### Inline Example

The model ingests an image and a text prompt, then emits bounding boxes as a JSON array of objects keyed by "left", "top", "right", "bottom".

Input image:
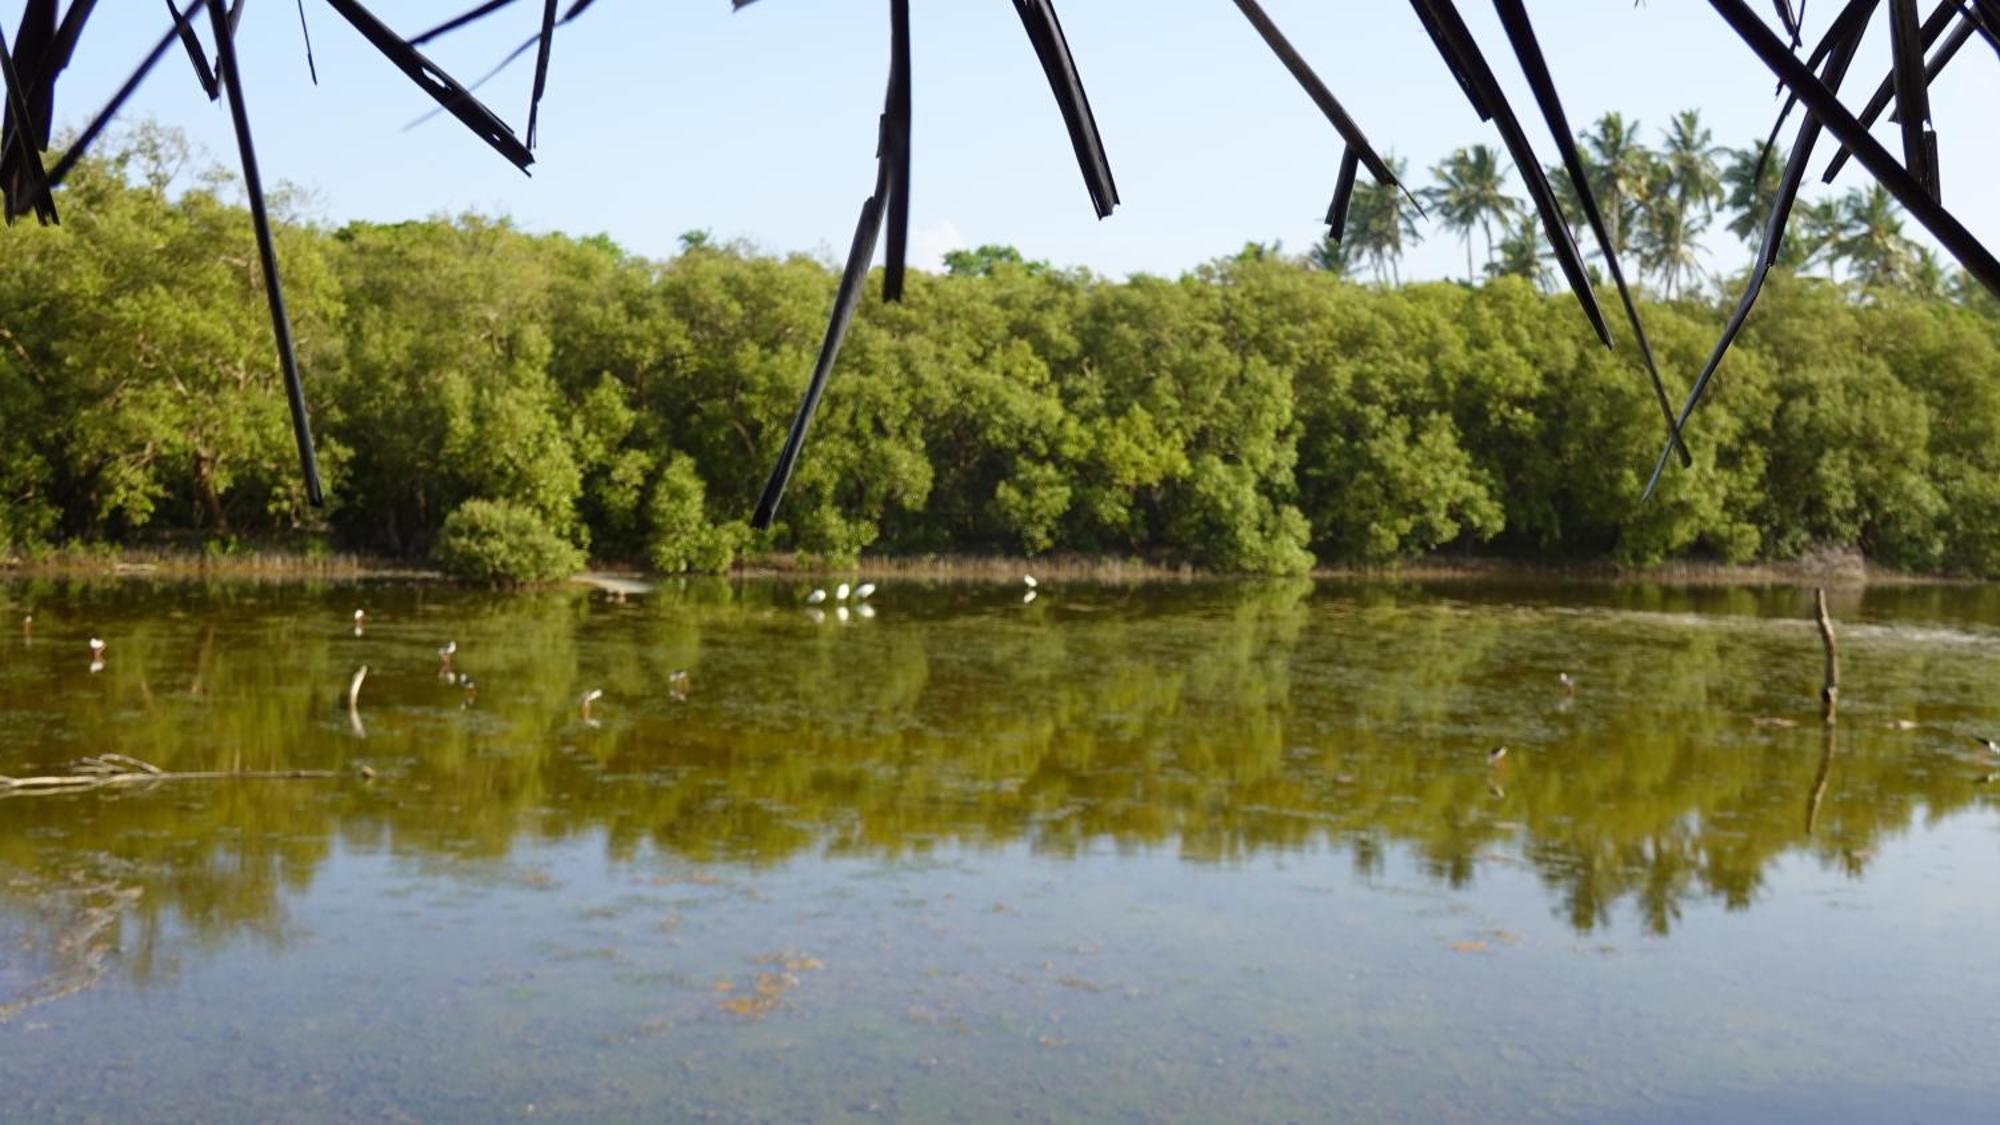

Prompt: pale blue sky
[{"left": 31, "top": 1, "right": 2000, "bottom": 281}]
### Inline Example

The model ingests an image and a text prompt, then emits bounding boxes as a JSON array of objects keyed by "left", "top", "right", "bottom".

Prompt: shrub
[
  {"left": 432, "top": 498, "right": 584, "bottom": 585},
  {"left": 645, "top": 454, "right": 745, "bottom": 573}
]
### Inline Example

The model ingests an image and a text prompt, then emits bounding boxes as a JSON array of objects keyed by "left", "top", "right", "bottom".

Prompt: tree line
[
  {"left": 1316, "top": 109, "right": 1960, "bottom": 299},
  {"left": 1, "top": 126, "right": 1998, "bottom": 578}
]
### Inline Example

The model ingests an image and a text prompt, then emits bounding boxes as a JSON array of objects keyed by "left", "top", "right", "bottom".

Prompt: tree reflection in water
[{"left": 3, "top": 575, "right": 1998, "bottom": 1006}]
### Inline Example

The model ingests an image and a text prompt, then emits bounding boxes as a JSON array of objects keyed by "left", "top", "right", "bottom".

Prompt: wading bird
[
  {"left": 353, "top": 609, "right": 366, "bottom": 636},
  {"left": 836, "top": 582, "right": 851, "bottom": 601},
  {"left": 580, "top": 688, "right": 604, "bottom": 724},
  {"left": 806, "top": 588, "right": 827, "bottom": 605},
  {"left": 438, "top": 641, "right": 456, "bottom": 677},
  {"left": 1978, "top": 737, "right": 1999, "bottom": 756},
  {"left": 1023, "top": 575, "right": 1038, "bottom": 589},
  {"left": 21, "top": 614, "right": 31, "bottom": 640},
  {"left": 1487, "top": 745, "right": 1509, "bottom": 765},
  {"left": 855, "top": 583, "right": 876, "bottom": 600},
  {"left": 669, "top": 670, "right": 691, "bottom": 702},
  {"left": 1559, "top": 672, "right": 1575, "bottom": 696}
]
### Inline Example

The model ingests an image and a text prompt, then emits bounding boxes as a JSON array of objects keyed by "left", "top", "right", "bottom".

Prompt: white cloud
[{"left": 907, "top": 220, "right": 966, "bottom": 272}]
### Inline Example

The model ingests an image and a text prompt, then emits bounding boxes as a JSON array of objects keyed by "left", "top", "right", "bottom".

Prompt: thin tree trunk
[{"left": 194, "top": 452, "right": 228, "bottom": 534}]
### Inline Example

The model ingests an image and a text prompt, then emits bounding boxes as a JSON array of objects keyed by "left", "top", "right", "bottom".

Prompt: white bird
[
  {"left": 438, "top": 641, "right": 456, "bottom": 677},
  {"left": 1978, "top": 737, "right": 2000, "bottom": 756},
  {"left": 855, "top": 583, "right": 876, "bottom": 600},
  {"left": 668, "top": 670, "right": 691, "bottom": 702},
  {"left": 346, "top": 666, "right": 369, "bottom": 711},
  {"left": 1023, "top": 574, "right": 1038, "bottom": 589},
  {"left": 88, "top": 637, "right": 106, "bottom": 657},
  {"left": 1558, "top": 672, "right": 1575, "bottom": 696},
  {"left": 580, "top": 688, "right": 604, "bottom": 723},
  {"left": 806, "top": 588, "right": 828, "bottom": 605},
  {"left": 1487, "top": 745, "right": 1509, "bottom": 765},
  {"left": 353, "top": 609, "right": 366, "bottom": 636},
  {"left": 836, "top": 582, "right": 851, "bottom": 601}
]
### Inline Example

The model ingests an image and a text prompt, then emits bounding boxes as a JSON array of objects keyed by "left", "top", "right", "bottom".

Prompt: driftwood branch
[
  {"left": 0, "top": 755, "right": 367, "bottom": 795},
  {"left": 1814, "top": 586, "right": 1839, "bottom": 722}
]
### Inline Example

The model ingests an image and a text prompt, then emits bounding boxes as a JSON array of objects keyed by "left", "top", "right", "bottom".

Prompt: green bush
[
  {"left": 644, "top": 454, "right": 745, "bottom": 573},
  {"left": 432, "top": 498, "right": 584, "bottom": 585}
]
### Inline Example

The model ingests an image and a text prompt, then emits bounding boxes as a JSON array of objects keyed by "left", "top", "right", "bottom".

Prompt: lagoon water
[{"left": 3, "top": 577, "right": 1999, "bottom": 1121}]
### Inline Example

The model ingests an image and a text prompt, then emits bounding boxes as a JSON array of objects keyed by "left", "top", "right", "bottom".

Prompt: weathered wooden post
[{"left": 1814, "top": 587, "right": 1839, "bottom": 722}]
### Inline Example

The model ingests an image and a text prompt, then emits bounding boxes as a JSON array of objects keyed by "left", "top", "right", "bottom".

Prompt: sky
[{"left": 25, "top": 1, "right": 2000, "bottom": 283}]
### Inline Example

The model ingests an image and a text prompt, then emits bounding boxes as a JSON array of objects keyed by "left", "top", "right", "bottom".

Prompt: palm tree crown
[{"left": 1425, "top": 145, "right": 1520, "bottom": 284}]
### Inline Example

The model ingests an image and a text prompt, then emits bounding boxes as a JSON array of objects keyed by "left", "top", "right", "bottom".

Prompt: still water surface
[{"left": 2, "top": 577, "right": 1998, "bottom": 1121}]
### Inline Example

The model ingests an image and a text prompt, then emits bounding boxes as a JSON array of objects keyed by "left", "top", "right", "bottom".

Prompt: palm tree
[
  {"left": 1627, "top": 111, "right": 1720, "bottom": 297},
  {"left": 1720, "top": 142, "right": 1783, "bottom": 248},
  {"left": 1308, "top": 231, "right": 1362, "bottom": 277},
  {"left": 1787, "top": 197, "right": 1843, "bottom": 273},
  {"left": 1636, "top": 193, "right": 1705, "bottom": 298},
  {"left": 1426, "top": 145, "right": 1520, "bottom": 283},
  {"left": 1488, "top": 216, "right": 1551, "bottom": 288},
  {"left": 1657, "top": 110, "right": 1724, "bottom": 219},
  {"left": 1313, "top": 155, "right": 1424, "bottom": 285},
  {"left": 1354, "top": 156, "right": 1424, "bottom": 284},
  {"left": 1829, "top": 184, "right": 1921, "bottom": 288},
  {"left": 1579, "top": 113, "right": 1653, "bottom": 265}
]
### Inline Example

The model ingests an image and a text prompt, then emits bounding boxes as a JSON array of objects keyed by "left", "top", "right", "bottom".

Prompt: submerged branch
[{"left": 1, "top": 756, "right": 369, "bottom": 795}]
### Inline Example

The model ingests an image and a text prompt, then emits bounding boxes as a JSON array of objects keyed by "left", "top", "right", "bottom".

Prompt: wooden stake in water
[{"left": 1814, "top": 587, "right": 1839, "bottom": 722}]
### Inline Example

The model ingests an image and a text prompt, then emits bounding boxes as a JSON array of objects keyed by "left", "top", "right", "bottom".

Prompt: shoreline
[{"left": 0, "top": 546, "right": 1972, "bottom": 587}]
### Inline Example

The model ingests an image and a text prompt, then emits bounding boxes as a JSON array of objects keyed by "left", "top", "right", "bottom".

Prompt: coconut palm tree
[
  {"left": 1426, "top": 145, "right": 1520, "bottom": 284},
  {"left": 1354, "top": 156, "right": 1424, "bottom": 284},
  {"left": 1579, "top": 113, "right": 1654, "bottom": 265},
  {"left": 1488, "top": 216, "right": 1551, "bottom": 288},
  {"left": 1720, "top": 141, "right": 1783, "bottom": 249},
  {"left": 1636, "top": 194, "right": 1705, "bottom": 297},
  {"left": 1657, "top": 110, "right": 1724, "bottom": 220},
  {"left": 1313, "top": 155, "right": 1424, "bottom": 284},
  {"left": 1626, "top": 111, "right": 1720, "bottom": 297},
  {"left": 1307, "top": 231, "right": 1362, "bottom": 277},
  {"left": 1829, "top": 184, "right": 1921, "bottom": 288}
]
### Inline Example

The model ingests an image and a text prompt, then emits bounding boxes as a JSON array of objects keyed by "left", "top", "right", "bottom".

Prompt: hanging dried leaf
[
  {"left": 204, "top": 0, "right": 323, "bottom": 506},
  {"left": 1012, "top": 0, "right": 1117, "bottom": 218},
  {"left": 321, "top": 0, "right": 534, "bottom": 172},
  {"left": 1491, "top": 0, "right": 1688, "bottom": 467},
  {"left": 1408, "top": 0, "right": 1611, "bottom": 348}
]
